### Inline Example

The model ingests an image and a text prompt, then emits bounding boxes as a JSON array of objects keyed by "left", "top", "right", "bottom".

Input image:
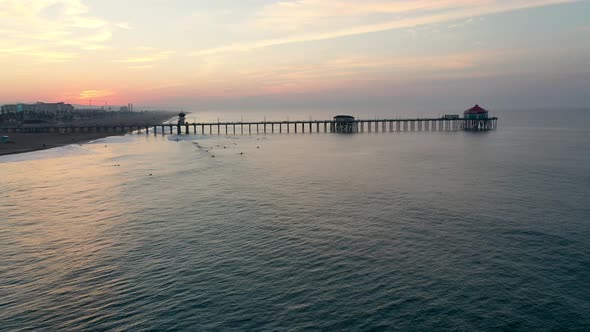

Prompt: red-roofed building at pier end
[
  {"left": 464, "top": 104, "right": 489, "bottom": 120},
  {"left": 463, "top": 104, "right": 495, "bottom": 130}
]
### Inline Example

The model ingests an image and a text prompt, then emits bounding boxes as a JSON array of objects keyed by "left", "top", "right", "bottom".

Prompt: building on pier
[
  {"left": 464, "top": 104, "right": 491, "bottom": 131},
  {"left": 464, "top": 105, "right": 488, "bottom": 120},
  {"left": 332, "top": 115, "right": 357, "bottom": 133}
]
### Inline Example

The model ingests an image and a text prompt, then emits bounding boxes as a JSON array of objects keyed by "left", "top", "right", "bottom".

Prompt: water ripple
[{"left": 1, "top": 120, "right": 590, "bottom": 330}]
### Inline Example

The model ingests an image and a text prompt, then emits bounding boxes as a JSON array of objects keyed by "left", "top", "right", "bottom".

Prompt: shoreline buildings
[
  {"left": 1, "top": 102, "right": 75, "bottom": 115},
  {"left": 1, "top": 102, "right": 76, "bottom": 125},
  {"left": 0, "top": 102, "right": 139, "bottom": 126}
]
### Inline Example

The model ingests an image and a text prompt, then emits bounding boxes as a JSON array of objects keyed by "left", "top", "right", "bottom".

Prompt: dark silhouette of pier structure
[{"left": 1, "top": 116, "right": 498, "bottom": 135}]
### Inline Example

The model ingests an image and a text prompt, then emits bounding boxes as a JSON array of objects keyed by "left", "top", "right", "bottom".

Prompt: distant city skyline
[{"left": 1, "top": 0, "right": 589, "bottom": 110}]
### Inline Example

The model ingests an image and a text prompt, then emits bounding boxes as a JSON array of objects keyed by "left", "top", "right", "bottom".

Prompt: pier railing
[{"left": 0, "top": 117, "right": 498, "bottom": 135}]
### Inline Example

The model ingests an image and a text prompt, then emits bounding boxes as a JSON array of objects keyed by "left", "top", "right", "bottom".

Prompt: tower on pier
[{"left": 178, "top": 112, "right": 186, "bottom": 125}]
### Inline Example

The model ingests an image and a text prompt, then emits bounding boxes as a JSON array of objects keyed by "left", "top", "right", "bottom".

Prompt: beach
[
  {"left": 0, "top": 111, "right": 175, "bottom": 155},
  {"left": 0, "top": 132, "right": 119, "bottom": 156}
]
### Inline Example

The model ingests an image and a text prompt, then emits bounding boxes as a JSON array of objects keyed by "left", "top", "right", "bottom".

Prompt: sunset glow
[{"left": 0, "top": 0, "right": 588, "bottom": 109}]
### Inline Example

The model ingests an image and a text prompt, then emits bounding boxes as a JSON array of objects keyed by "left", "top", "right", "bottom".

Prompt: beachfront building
[
  {"left": 1, "top": 102, "right": 74, "bottom": 116},
  {"left": 7, "top": 102, "right": 74, "bottom": 113},
  {"left": 1, "top": 102, "right": 76, "bottom": 125}
]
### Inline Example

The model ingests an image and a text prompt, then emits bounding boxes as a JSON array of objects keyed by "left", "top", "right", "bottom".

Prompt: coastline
[
  {"left": 1, "top": 111, "right": 176, "bottom": 156},
  {"left": 0, "top": 132, "right": 123, "bottom": 156}
]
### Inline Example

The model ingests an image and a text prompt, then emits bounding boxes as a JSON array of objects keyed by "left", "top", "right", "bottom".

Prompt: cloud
[
  {"left": 0, "top": 0, "right": 127, "bottom": 60},
  {"left": 189, "top": 49, "right": 519, "bottom": 98},
  {"left": 191, "top": 0, "right": 577, "bottom": 56},
  {"left": 448, "top": 17, "right": 477, "bottom": 29},
  {"left": 114, "top": 50, "right": 175, "bottom": 64},
  {"left": 128, "top": 65, "right": 155, "bottom": 70},
  {"left": 146, "top": 80, "right": 186, "bottom": 91},
  {"left": 0, "top": 43, "right": 78, "bottom": 62},
  {"left": 79, "top": 89, "right": 115, "bottom": 99},
  {"left": 115, "top": 22, "right": 132, "bottom": 30}
]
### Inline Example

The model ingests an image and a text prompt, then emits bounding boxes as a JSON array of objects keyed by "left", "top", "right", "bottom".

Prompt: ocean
[{"left": 1, "top": 109, "right": 589, "bottom": 331}]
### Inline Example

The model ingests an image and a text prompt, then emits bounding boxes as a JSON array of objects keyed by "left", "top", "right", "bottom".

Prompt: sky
[{"left": 0, "top": 0, "right": 589, "bottom": 111}]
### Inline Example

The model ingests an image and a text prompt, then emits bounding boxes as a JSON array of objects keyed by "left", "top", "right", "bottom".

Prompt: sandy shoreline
[
  {"left": 0, "top": 132, "right": 121, "bottom": 156},
  {"left": 0, "top": 111, "right": 175, "bottom": 156}
]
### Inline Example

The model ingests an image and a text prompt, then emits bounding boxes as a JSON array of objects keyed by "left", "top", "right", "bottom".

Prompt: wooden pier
[{"left": 0, "top": 117, "right": 498, "bottom": 135}]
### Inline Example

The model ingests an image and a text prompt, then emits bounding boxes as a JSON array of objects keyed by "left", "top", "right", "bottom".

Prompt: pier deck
[{"left": 1, "top": 117, "right": 498, "bottom": 135}]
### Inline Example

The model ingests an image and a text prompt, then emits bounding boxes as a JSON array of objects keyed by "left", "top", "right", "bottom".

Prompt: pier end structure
[
  {"left": 464, "top": 105, "right": 493, "bottom": 131},
  {"left": 332, "top": 115, "right": 358, "bottom": 133}
]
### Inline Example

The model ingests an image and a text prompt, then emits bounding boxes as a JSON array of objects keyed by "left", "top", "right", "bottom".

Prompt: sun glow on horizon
[{"left": 0, "top": 0, "right": 588, "bottom": 108}]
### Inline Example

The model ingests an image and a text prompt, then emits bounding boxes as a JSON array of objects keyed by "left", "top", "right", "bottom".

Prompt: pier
[{"left": 0, "top": 117, "right": 498, "bottom": 135}]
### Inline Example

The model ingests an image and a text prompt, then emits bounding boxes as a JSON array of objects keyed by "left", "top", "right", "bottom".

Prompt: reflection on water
[{"left": 1, "top": 109, "right": 590, "bottom": 330}]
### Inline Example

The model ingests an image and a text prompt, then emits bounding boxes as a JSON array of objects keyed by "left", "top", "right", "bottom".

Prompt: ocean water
[{"left": 1, "top": 109, "right": 589, "bottom": 331}]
